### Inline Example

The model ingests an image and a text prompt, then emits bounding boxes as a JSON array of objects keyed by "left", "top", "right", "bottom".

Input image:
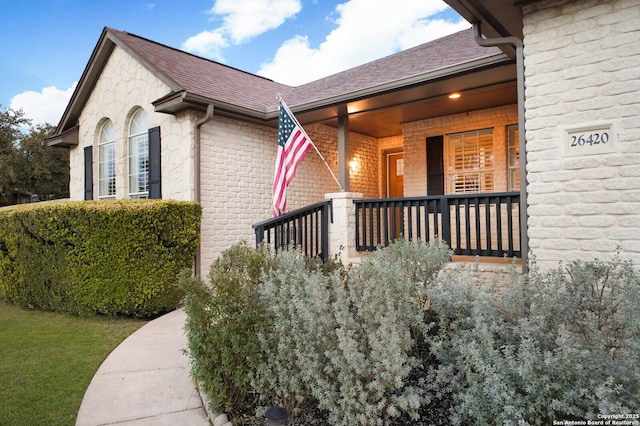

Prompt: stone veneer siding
[
  {"left": 523, "top": 0, "right": 640, "bottom": 268},
  {"left": 402, "top": 105, "right": 518, "bottom": 197},
  {"left": 70, "top": 46, "right": 195, "bottom": 201}
]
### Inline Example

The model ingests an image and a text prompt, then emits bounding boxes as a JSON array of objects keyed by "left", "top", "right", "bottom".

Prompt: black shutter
[
  {"left": 148, "top": 126, "right": 162, "bottom": 199},
  {"left": 426, "top": 136, "right": 444, "bottom": 196},
  {"left": 84, "top": 146, "right": 93, "bottom": 200}
]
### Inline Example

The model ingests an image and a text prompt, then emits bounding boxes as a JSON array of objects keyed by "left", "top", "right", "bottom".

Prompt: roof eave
[
  {"left": 443, "top": 0, "right": 524, "bottom": 55},
  {"left": 46, "top": 125, "right": 79, "bottom": 148},
  {"left": 153, "top": 91, "right": 273, "bottom": 124},
  {"left": 288, "top": 52, "right": 512, "bottom": 116}
]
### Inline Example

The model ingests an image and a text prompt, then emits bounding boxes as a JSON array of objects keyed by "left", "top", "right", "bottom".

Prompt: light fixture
[
  {"left": 349, "top": 157, "right": 359, "bottom": 173},
  {"left": 448, "top": 92, "right": 461, "bottom": 99},
  {"left": 265, "top": 406, "right": 289, "bottom": 426}
]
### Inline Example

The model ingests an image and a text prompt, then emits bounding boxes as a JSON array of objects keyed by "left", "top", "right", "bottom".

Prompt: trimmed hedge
[{"left": 0, "top": 199, "right": 201, "bottom": 317}]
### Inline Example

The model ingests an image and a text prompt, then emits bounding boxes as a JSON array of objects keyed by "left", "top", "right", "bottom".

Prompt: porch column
[
  {"left": 325, "top": 191, "right": 362, "bottom": 263},
  {"left": 337, "top": 105, "right": 350, "bottom": 192}
]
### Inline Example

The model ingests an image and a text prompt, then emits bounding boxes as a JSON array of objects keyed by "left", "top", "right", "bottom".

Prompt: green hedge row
[{"left": 0, "top": 199, "right": 201, "bottom": 318}]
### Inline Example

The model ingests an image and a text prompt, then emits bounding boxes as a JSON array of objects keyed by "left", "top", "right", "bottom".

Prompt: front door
[
  {"left": 387, "top": 152, "right": 404, "bottom": 198},
  {"left": 387, "top": 152, "right": 404, "bottom": 238}
]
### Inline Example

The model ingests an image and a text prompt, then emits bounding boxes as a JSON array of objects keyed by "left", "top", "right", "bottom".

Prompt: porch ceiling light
[{"left": 448, "top": 92, "right": 462, "bottom": 99}]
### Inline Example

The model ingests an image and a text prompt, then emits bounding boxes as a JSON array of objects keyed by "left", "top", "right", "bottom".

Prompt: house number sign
[{"left": 562, "top": 122, "right": 616, "bottom": 157}]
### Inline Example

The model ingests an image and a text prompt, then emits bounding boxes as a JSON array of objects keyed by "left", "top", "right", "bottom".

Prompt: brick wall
[
  {"left": 523, "top": 0, "right": 640, "bottom": 268},
  {"left": 402, "top": 105, "right": 518, "bottom": 197},
  {"left": 198, "top": 118, "right": 378, "bottom": 274}
]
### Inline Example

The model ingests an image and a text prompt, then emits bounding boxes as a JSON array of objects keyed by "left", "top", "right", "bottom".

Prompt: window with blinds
[
  {"left": 507, "top": 124, "right": 520, "bottom": 191},
  {"left": 447, "top": 128, "right": 495, "bottom": 193},
  {"left": 98, "top": 119, "right": 116, "bottom": 199},
  {"left": 128, "top": 108, "right": 149, "bottom": 199}
]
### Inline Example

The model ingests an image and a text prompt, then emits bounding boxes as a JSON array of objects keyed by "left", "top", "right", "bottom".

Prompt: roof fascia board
[{"left": 153, "top": 91, "right": 273, "bottom": 123}]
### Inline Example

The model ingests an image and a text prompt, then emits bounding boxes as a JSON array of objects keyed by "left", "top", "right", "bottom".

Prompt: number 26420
[{"left": 570, "top": 132, "right": 609, "bottom": 147}]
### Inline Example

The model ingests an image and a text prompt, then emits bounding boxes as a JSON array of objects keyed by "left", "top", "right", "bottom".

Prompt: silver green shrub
[
  {"left": 425, "top": 254, "right": 640, "bottom": 425},
  {"left": 253, "top": 239, "right": 451, "bottom": 425}
]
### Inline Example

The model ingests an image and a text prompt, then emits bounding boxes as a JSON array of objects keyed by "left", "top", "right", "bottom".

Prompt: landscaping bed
[{"left": 182, "top": 241, "right": 640, "bottom": 425}]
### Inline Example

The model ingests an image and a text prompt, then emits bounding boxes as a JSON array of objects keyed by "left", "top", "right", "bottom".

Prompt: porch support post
[
  {"left": 337, "top": 105, "right": 350, "bottom": 192},
  {"left": 325, "top": 191, "right": 362, "bottom": 263}
]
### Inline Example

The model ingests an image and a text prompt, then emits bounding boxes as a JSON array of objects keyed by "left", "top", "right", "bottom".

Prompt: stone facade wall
[
  {"left": 523, "top": 0, "right": 640, "bottom": 268},
  {"left": 402, "top": 105, "right": 518, "bottom": 197},
  {"left": 70, "top": 46, "right": 195, "bottom": 201}
]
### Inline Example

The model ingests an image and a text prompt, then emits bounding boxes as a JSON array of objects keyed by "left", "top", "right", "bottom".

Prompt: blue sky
[{"left": 1, "top": 0, "right": 468, "bottom": 126}]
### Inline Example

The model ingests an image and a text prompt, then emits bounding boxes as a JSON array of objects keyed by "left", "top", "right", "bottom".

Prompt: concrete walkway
[{"left": 76, "top": 308, "right": 210, "bottom": 426}]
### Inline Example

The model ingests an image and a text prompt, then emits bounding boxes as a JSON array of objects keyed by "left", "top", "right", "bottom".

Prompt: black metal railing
[
  {"left": 252, "top": 200, "right": 332, "bottom": 261},
  {"left": 354, "top": 192, "right": 521, "bottom": 258}
]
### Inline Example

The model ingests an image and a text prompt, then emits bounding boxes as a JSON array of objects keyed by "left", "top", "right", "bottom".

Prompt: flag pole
[{"left": 277, "top": 95, "right": 344, "bottom": 192}]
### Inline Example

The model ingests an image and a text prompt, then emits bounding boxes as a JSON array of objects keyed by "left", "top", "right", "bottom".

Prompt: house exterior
[{"left": 49, "top": 1, "right": 638, "bottom": 275}]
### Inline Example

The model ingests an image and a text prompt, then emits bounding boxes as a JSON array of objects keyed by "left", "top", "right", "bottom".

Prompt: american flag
[{"left": 272, "top": 99, "right": 312, "bottom": 217}]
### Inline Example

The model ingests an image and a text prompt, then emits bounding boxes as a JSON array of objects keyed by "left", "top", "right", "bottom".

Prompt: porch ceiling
[{"left": 295, "top": 62, "right": 517, "bottom": 139}]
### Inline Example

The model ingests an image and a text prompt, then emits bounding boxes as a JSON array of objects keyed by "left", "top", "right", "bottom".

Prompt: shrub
[
  {"left": 425, "top": 254, "right": 640, "bottom": 425},
  {"left": 253, "top": 239, "right": 451, "bottom": 425},
  {"left": 0, "top": 200, "right": 201, "bottom": 317},
  {"left": 180, "top": 242, "right": 274, "bottom": 416}
]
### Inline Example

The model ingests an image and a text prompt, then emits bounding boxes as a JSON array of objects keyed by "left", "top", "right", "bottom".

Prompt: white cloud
[
  {"left": 10, "top": 83, "right": 77, "bottom": 126},
  {"left": 258, "top": 0, "right": 469, "bottom": 85},
  {"left": 182, "top": 0, "right": 301, "bottom": 59},
  {"left": 213, "top": 0, "right": 301, "bottom": 44},
  {"left": 182, "top": 29, "right": 228, "bottom": 60}
]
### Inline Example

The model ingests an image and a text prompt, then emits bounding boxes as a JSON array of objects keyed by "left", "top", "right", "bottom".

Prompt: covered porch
[{"left": 254, "top": 27, "right": 526, "bottom": 269}]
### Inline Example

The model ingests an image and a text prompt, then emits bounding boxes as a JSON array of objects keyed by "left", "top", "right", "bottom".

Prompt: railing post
[
  {"left": 440, "top": 196, "right": 451, "bottom": 246},
  {"left": 321, "top": 202, "right": 329, "bottom": 262},
  {"left": 325, "top": 192, "right": 363, "bottom": 263},
  {"left": 255, "top": 224, "right": 264, "bottom": 247}
]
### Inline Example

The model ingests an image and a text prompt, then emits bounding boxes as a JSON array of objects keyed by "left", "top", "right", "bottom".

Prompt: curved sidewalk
[{"left": 76, "top": 308, "right": 209, "bottom": 426}]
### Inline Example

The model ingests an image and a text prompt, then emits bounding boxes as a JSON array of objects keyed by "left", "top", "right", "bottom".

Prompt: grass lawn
[{"left": 0, "top": 301, "right": 145, "bottom": 425}]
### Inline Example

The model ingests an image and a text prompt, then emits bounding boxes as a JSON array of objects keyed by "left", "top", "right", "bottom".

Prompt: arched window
[
  {"left": 128, "top": 109, "right": 149, "bottom": 198},
  {"left": 98, "top": 119, "right": 116, "bottom": 198}
]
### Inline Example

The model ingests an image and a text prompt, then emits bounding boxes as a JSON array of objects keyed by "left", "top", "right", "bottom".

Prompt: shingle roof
[
  {"left": 107, "top": 28, "right": 292, "bottom": 114},
  {"left": 107, "top": 26, "right": 501, "bottom": 113},
  {"left": 287, "top": 29, "right": 500, "bottom": 107},
  {"left": 51, "top": 25, "right": 506, "bottom": 139}
]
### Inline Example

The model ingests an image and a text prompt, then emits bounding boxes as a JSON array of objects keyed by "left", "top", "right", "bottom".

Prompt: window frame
[
  {"left": 446, "top": 128, "right": 495, "bottom": 194},
  {"left": 507, "top": 124, "right": 520, "bottom": 192},
  {"left": 98, "top": 119, "right": 116, "bottom": 199},
  {"left": 128, "top": 109, "right": 149, "bottom": 199}
]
